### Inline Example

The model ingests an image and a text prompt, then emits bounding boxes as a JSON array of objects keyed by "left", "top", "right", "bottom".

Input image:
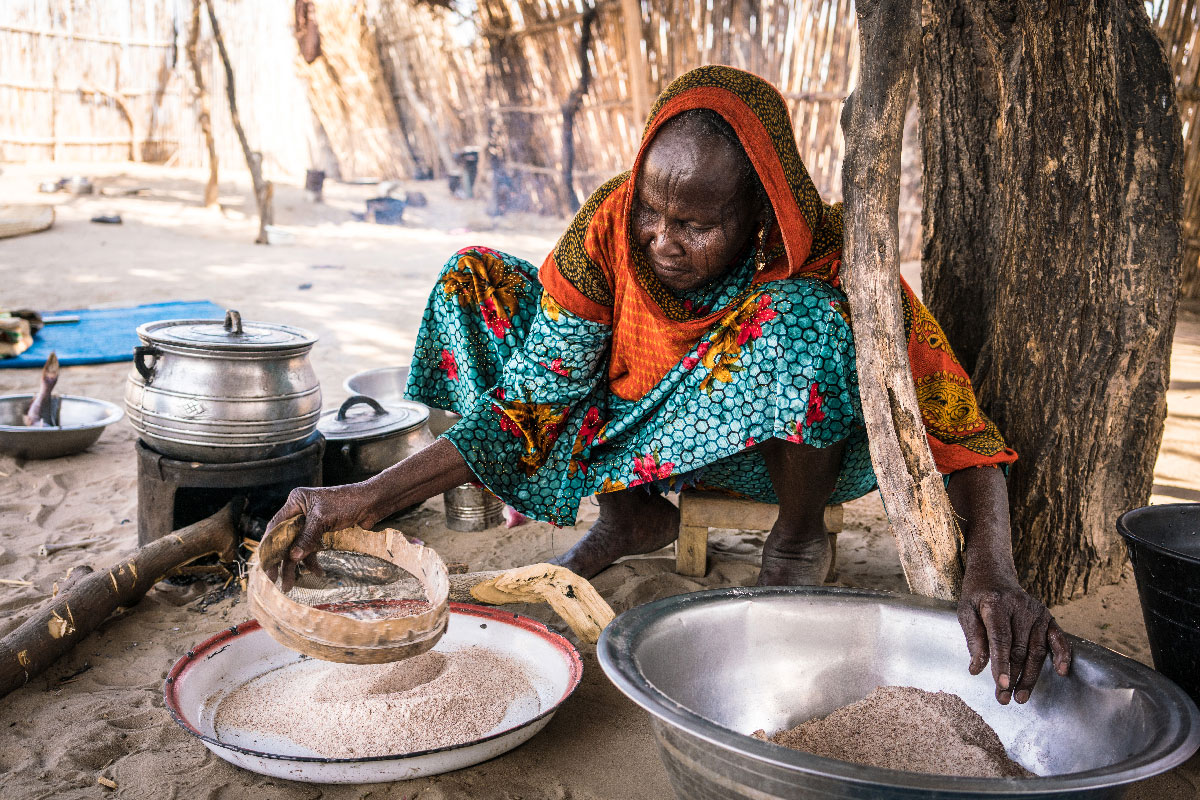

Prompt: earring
[{"left": 754, "top": 223, "right": 770, "bottom": 271}]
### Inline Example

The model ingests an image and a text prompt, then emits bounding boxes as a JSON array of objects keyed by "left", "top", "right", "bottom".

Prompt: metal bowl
[
  {"left": 344, "top": 366, "right": 458, "bottom": 436},
  {"left": 344, "top": 366, "right": 411, "bottom": 405},
  {"left": 598, "top": 587, "right": 1200, "bottom": 800},
  {"left": 0, "top": 394, "right": 124, "bottom": 459}
]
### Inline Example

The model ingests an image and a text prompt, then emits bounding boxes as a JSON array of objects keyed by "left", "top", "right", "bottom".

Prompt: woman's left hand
[{"left": 957, "top": 559, "right": 1073, "bottom": 705}]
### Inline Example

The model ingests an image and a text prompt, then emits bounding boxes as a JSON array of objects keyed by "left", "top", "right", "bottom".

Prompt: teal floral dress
[{"left": 405, "top": 246, "right": 876, "bottom": 526}]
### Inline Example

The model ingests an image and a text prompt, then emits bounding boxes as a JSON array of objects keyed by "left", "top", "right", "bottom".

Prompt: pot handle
[
  {"left": 133, "top": 345, "right": 161, "bottom": 383},
  {"left": 224, "top": 309, "right": 243, "bottom": 335},
  {"left": 337, "top": 395, "right": 387, "bottom": 421}
]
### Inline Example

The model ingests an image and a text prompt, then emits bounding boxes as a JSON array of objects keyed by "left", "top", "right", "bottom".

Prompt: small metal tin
[{"left": 444, "top": 483, "right": 505, "bottom": 531}]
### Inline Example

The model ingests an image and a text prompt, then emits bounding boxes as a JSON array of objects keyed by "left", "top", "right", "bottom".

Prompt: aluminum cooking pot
[
  {"left": 317, "top": 395, "right": 434, "bottom": 486},
  {"left": 125, "top": 309, "right": 321, "bottom": 463}
]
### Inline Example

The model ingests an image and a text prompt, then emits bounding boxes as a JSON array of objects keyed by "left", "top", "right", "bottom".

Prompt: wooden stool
[{"left": 676, "top": 490, "right": 844, "bottom": 580}]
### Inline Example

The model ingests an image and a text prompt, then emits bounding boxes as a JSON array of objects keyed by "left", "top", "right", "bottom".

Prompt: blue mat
[{"left": 0, "top": 301, "right": 226, "bottom": 368}]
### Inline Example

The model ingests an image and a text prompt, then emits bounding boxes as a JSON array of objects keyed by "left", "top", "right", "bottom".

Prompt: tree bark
[
  {"left": 186, "top": 0, "right": 219, "bottom": 208},
  {"left": 842, "top": 0, "right": 962, "bottom": 600},
  {"left": 0, "top": 504, "right": 239, "bottom": 700},
  {"left": 919, "top": 1, "right": 1183, "bottom": 603}
]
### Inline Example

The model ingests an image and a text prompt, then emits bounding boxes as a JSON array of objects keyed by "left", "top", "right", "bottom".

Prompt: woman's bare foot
[
  {"left": 550, "top": 489, "right": 680, "bottom": 578},
  {"left": 756, "top": 526, "right": 832, "bottom": 586}
]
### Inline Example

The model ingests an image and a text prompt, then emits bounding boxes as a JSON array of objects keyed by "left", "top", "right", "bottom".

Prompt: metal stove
[{"left": 135, "top": 435, "right": 324, "bottom": 546}]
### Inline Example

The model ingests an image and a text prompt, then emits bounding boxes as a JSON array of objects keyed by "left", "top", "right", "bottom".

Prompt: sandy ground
[{"left": 0, "top": 162, "right": 1197, "bottom": 799}]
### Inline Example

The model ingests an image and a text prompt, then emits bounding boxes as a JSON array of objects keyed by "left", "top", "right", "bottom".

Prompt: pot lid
[
  {"left": 318, "top": 395, "right": 430, "bottom": 440},
  {"left": 137, "top": 310, "right": 317, "bottom": 351}
]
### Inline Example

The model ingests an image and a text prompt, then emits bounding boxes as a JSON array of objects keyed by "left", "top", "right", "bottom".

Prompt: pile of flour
[
  {"left": 753, "top": 685, "right": 1033, "bottom": 778},
  {"left": 216, "top": 645, "right": 535, "bottom": 758}
]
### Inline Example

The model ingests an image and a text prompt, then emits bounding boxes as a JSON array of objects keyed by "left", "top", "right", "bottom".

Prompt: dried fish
[{"left": 23, "top": 352, "right": 60, "bottom": 427}]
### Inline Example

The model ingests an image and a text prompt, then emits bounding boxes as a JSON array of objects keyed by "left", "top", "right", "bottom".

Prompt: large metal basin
[{"left": 598, "top": 587, "right": 1200, "bottom": 799}]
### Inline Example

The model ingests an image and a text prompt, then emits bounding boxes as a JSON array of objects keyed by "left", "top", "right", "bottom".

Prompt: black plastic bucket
[{"left": 1117, "top": 503, "right": 1200, "bottom": 703}]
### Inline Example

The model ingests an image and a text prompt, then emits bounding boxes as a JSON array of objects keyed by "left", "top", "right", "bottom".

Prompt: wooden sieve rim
[{"left": 248, "top": 518, "right": 450, "bottom": 662}]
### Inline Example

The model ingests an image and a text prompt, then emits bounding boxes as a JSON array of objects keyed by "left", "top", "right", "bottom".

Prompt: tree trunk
[
  {"left": 918, "top": 1, "right": 1183, "bottom": 603},
  {"left": 186, "top": 0, "right": 219, "bottom": 208},
  {"left": 205, "top": 0, "right": 273, "bottom": 243},
  {"left": 843, "top": 0, "right": 963, "bottom": 600}
]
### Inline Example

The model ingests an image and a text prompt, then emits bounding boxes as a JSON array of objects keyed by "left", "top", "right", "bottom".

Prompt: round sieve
[{"left": 248, "top": 518, "right": 450, "bottom": 664}]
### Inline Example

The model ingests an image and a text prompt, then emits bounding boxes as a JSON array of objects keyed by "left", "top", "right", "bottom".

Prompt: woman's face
[{"left": 633, "top": 123, "right": 761, "bottom": 294}]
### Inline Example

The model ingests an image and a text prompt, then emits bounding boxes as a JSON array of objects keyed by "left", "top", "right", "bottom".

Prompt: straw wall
[
  {"left": 0, "top": 0, "right": 314, "bottom": 175},
  {"left": 1151, "top": 0, "right": 1200, "bottom": 299},
  {"left": 372, "top": 0, "right": 488, "bottom": 179},
  {"left": 476, "top": 0, "right": 864, "bottom": 214},
  {"left": 468, "top": 0, "right": 935, "bottom": 256}
]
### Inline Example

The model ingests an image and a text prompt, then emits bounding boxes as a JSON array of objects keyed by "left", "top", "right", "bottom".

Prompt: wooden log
[
  {"left": 452, "top": 564, "right": 614, "bottom": 644},
  {"left": 0, "top": 503, "right": 240, "bottom": 700},
  {"left": 186, "top": 0, "right": 219, "bottom": 208},
  {"left": 840, "top": 0, "right": 962, "bottom": 600},
  {"left": 205, "top": 0, "right": 273, "bottom": 242}
]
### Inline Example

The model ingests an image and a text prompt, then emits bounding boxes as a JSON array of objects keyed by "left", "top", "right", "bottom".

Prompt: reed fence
[
  {"left": 4, "top": 0, "right": 1198, "bottom": 288},
  {"left": 475, "top": 0, "right": 872, "bottom": 219},
  {"left": 0, "top": 0, "right": 314, "bottom": 176},
  {"left": 1151, "top": 0, "right": 1200, "bottom": 298}
]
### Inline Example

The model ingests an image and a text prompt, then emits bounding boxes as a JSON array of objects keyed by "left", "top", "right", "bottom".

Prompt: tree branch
[{"left": 841, "top": 0, "right": 962, "bottom": 599}]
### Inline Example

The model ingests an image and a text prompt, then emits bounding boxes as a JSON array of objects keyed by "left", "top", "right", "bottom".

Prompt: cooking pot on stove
[
  {"left": 125, "top": 309, "right": 321, "bottom": 463},
  {"left": 317, "top": 395, "right": 434, "bottom": 486}
]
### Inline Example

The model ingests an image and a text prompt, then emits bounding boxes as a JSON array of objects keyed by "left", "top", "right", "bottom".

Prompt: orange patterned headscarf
[{"left": 539, "top": 65, "right": 1016, "bottom": 471}]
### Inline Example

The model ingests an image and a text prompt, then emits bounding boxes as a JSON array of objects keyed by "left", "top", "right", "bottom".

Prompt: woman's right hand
[{"left": 263, "top": 482, "right": 383, "bottom": 592}]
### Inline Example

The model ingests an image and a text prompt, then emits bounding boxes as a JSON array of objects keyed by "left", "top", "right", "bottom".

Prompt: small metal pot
[{"left": 317, "top": 395, "right": 434, "bottom": 486}]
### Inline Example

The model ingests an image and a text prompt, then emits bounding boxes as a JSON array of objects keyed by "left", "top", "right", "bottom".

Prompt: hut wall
[
  {"left": 1, "top": 0, "right": 338, "bottom": 177},
  {"left": 1151, "top": 0, "right": 1200, "bottom": 299},
  {"left": 371, "top": 0, "right": 488, "bottom": 180},
  {"left": 473, "top": 0, "right": 892, "bottom": 237}
]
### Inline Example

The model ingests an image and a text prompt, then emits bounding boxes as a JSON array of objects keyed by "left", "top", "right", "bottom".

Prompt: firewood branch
[
  {"left": 0, "top": 503, "right": 240, "bottom": 700},
  {"left": 841, "top": 0, "right": 962, "bottom": 599}
]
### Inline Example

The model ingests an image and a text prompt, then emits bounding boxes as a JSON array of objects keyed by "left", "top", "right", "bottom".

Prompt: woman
[{"left": 266, "top": 65, "right": 1070, "bottom": 704}]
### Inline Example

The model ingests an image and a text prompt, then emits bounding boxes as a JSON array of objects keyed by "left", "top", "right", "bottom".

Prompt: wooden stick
[
  {"left": 0, "top": 503, "right": 240, "bottom": 700},
  {"left": 840, "top": 0, "right": 962, "bottom": 599},
  {"left": 205, "top": 0, "right": 273, "bottom": 241},
  {"left": 38, "top": 537, "right": 103, "bottom": 557},
  {"left": 79, "top": 85, "right": 141, "bottom": 162},
  {"left": 458, "top": 563, "right": 615, "bottom": 645},
  {"left": 186, "top": 0, "right": 219, "bottom": 208},
  {"left": 620, "top": 0, "right": 650, "bottom": 124},
  {"left": 561, "top": 5, "right": 598, "bottom": 213}
]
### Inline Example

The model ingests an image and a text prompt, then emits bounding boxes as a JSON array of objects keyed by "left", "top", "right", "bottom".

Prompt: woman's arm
[
  {"left": 264, "top": 438, "right": 475, "bottom": 591},
  {"left": 264, "top": 291, "right": 613, "bottom": 589},
  {"left": 948, "top": 466, "right": 1072, "bottom": 703}
]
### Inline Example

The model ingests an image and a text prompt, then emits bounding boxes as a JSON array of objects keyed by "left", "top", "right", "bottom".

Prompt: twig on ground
[{"left": 39, "top": 538, "right": 104, "bottom": 557}]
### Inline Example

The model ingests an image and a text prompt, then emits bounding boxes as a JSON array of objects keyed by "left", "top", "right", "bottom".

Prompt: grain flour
[
  {"left": 752, "top": 685, "right": 1033, "bottom": 778},
  {"left": 216, "top": 645, "right": 535, "bottom": 758}
]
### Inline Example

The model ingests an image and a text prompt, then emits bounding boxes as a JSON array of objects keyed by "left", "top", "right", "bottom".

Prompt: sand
[
  {"left": 754, "top": 686, "right": 1033, "bottom": 778},
  {"left": 0, "top": 161, "right": 1197, "bottom": 799}
]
